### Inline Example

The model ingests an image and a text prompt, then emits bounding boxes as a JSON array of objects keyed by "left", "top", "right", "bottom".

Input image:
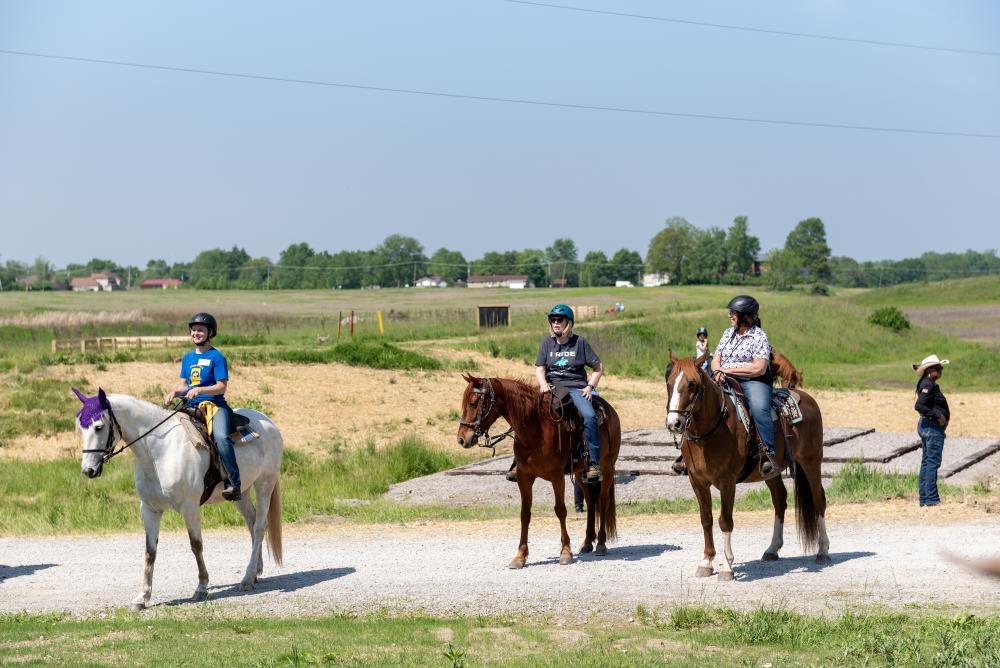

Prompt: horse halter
[
  {"left": 82, "top": 404, "right": 184, "bottom": 463},
  {"left": 81, "top": 407, "right": 125, "bottom": 463},
  {"left": 460, "top": 378, "right": 514, "bottom": 454},
  {"left": 668, "top": 373, "right": 728, "bottom": 442}
]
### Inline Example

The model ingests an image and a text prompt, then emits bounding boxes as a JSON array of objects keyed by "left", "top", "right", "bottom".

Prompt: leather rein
[
  {"left": 82, "top": 404, "right": 185, "bottom": 464},
  {"left": 460, "top": 378, "right": 515, "bottom": 455}
]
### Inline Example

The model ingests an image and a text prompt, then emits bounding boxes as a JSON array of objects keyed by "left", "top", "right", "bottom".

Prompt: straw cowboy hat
[{"left": 912, "top": 354, "right": 949, "bottom": 374}]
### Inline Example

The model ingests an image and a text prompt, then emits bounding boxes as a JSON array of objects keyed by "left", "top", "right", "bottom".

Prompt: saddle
[
  {"left": 178, "top": 404, "right": 258, "bottom": 505},
  {"left": 719, "top": 379, "right": 798, "bottom": 483},
  {"left": 547, "top": 386, "right": 609, "bottom": 474}
]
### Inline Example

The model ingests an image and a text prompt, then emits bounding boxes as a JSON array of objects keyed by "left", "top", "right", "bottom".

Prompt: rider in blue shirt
[{"left": 163, "top": 312, "right": 241, "bottom": 500}]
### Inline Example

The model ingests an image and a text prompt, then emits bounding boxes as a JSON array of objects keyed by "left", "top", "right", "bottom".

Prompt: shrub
[
  {"left": 810, "top": 283, "right": 830, "bottom": 296},
  {"left": 868, "top": 306, "right": 910, "bottom": 331}
]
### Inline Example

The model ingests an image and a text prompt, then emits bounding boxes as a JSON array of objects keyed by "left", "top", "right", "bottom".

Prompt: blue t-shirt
[{"left": 180, "top": 347, "right": 230, "bottom": 406}]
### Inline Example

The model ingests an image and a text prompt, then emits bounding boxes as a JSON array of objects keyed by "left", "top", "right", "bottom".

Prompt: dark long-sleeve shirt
[{"left": 915, "top": 376, "right": 950, "bottom": 425}]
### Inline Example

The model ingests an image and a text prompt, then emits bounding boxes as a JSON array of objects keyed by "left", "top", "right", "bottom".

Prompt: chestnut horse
[
  {"left": 456, "top": 375, "right": 621, "bottom": 568},
  {"left": 665, "top": 352, "right": 829, "bottom": 580}
]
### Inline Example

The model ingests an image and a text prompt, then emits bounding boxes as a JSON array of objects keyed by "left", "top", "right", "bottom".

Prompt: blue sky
[{"left": 1, "top": 0, "right": 998, "bottom": 267}]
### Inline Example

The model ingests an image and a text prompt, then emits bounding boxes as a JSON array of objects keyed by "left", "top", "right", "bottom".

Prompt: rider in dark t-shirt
[{"left": 535, "top": 304, "right": 605, "bottom": 482}]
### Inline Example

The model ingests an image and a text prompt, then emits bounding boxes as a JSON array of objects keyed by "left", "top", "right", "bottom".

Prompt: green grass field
[
  {"left": 2, "top": 606, "right": 997, "bottom": 666},
  {"left": 3, "top": 278, "right": 998, "bottom": 389}
]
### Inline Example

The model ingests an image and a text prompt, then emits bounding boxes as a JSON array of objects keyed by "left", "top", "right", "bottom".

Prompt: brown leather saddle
[
  {"left": 180, "top": 405, "right": 255, "bottom": 504},
  {"left": 547, "top": 386, "right": 610, "bottom": 474},
  {"left": 719, "top": 378, "right": 796, "bottom": 483}
]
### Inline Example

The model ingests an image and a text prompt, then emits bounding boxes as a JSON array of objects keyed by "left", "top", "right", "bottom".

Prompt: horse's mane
[{"left": 494, "top": 377, "right": 543, "bottom": 427}]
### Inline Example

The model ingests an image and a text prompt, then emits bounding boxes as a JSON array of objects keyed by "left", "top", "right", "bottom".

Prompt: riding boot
[
  {"left": 759, "top": 444, "right": 780, "bottom": 480},
  {"left": 584, "top": 461, "right": 601, "bottom": 483}
]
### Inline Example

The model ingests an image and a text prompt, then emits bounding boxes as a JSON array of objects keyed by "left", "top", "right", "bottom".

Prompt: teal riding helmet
[{"left": 547, "top": 304, "right": 574, "bottom": 322}]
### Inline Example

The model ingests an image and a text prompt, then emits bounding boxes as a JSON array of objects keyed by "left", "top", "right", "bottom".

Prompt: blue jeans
[
  {"left": 568, "top": 388, "right": 601, "bottom": 465},
  {"left": 212, "top": 405, "right": 241, "bottom": 490},
  {"left": 917, "top": 418, "right": 945, "bottom": 506},
  {"left": 738, "top": 379, "right": 774, "bottom": 455}
]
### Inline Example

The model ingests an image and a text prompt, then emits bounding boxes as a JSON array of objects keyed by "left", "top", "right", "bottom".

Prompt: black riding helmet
[
  {"left": 188, "top": 312, "right": 218, "bottom": 339},
  {"left": 696, "top": 326, "right": 708, "bottom": 336},
  {"left": 726, "top": 295, "right": 759, "bottom": 318}
]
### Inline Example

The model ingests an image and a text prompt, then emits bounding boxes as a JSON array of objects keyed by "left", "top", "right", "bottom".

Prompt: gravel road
[{"left": 3, "top": 510, "right": 999, "bottom": 619}]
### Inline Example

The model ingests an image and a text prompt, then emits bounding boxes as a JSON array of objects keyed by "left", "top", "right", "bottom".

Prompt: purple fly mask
[{"left": 73, "top": 387, "right": 111, "bottom": 429}]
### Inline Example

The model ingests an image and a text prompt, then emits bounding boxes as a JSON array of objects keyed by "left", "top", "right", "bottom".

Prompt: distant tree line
[{"left": 3, "top": 216, "right": 999, "bottom": 291}]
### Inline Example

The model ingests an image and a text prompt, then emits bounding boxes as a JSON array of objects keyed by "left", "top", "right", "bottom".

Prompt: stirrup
[{"left": 584, "top": 463, "right": 601, "bottom": 483}]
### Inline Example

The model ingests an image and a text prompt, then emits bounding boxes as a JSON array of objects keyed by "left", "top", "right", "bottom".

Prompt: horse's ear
[
  {"left": 461, "top": 372, "right": 474, "bottom": 383},
  {"left": 695, "top": 352, "right": 708, "bottom": 367},
  {"left": 71, "top": 387, "right": 87, "bottom": 404},
  {"left": 668, "top": 348, "right": 677, "bottom": 363},
  {"left": 97, "top": 388, "right": 110, "bottom": 409}
]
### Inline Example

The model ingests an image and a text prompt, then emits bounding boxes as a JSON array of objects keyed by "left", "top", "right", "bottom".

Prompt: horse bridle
[
  {"left": 460, "top": 378, "right": 514, "bottom": 455},
  {"left": 667, "top": 373, "right": 729, "bottom": 443},
  {"left": 82, "top": 404, "right": 184, "bottom": 464}
]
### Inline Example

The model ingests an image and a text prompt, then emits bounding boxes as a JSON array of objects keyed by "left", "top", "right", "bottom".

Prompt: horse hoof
[
  {"left": 718, "top": 570, "right": 735, "bottom": 582},
  {"left": 595, "top": 544, "right": 608, "bottom": 556},
  {"left": 508, "top": 559, "right": 526, "bottom": 570},
  {"left": 192, "top": 590, "right": 208, "bottom": 602},
  {"left": 762, "top": 552, "right": 779, "bottom": 561},
  {"left": 815, "top": 554, "right": 832, "bottom": 564},
  {"left": 559, "top": 553, "right": 574, "bottom": 566},
  {"left": 578, "top": 544, "right": 594, "bottom": 555},
  {"left": 241, "top": 579, "right": 256, "bottom": 591},
  {"left": 695, "top": 566, "right": 713, "bottom": 578}
]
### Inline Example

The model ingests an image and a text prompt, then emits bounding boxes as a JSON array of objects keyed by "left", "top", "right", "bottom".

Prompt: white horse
[{"left": 74, "top": 388, "right": 284, "bottom": 610}]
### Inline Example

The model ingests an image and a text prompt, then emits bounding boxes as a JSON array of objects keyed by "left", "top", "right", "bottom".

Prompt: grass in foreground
[{"left": 0, "top": 606, "right": 997, "bottom": 667}]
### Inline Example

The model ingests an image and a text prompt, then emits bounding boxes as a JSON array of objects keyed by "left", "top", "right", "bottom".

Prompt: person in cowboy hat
[
  {"left": 163, "top": 312, "right": 242, "bottom": 501},
  {"left": 710, "top": 295, "right": 780, "bottom": 479},
  {"left": 913, "top": 354, "right": 950, "bottom": 507}
]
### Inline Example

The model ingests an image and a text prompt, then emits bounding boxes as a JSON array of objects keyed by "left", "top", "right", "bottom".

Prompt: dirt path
[{"left": 2, "top": 507, "right": 998, "bottom": 618}]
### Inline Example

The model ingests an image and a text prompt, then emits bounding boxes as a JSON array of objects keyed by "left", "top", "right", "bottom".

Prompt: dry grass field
[{"left": 6, "top": 345, "right": 999, "bottom": 461}]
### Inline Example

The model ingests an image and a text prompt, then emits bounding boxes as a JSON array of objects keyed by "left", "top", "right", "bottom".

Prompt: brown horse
[
  {"left": 456, "top": 375, "right": 621, "bottom": 568},
  {"left": 665, "top": 351, "right": 829, "bottom": 580},
  {"left": 771, "top": 349, "right": 804, "bottom": 389}
]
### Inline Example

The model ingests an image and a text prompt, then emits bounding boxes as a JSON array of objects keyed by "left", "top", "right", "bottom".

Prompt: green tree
[
  {"left": 236, "top": 257, "right": 271, "bottom": 289},
  {"left": 610, "top": 249, "right": 643, "bottom": 285},
  {"left": 143, "top": 259, "right": 171, "bottom": 280},
  {"left": 376, "top": 234, "right": 426, "bottom": 287},
  {"left": 687, "top": 227, "right": 727, "bottom": 284},
  {"left": 646, "top": 217, "right": 696, "bottom": 284},
  {"left": 428, "top": 248, "right": 467, "bottom": 284},
  {"left": 723, "top": 216, "right": 761, "bottom": 279},
  {"left": 785, "top": 217, "right": 831, "bottom": 282},
  {"left": 829, "top": 256, "right": 863, "bottom": 287},
  {"left": 274, "top": 242, "right": 315, "bottom": 289},
  {"left": 518, "top": 249, "right": 548, "bottom": 287},
  {"left": 581, "top": 250, "right": 615, "bottom": 287},
  {"left": 188, "top": 246, "right": 251, "bottom": 289},
  {"left": 763, "top": 248, "right": 798, "bottom": 290},
  {"left": 546, "top": 238, "right": 579, "bottom": 287}
]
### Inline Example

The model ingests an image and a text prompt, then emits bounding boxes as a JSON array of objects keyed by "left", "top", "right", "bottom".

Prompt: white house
[
  {"left": 615, "top": 280, "right": 634, "bottom": 288},
  {"left": 70, "top": 272, "right": 124, "bottom": 292},
  {"left": 414, "top": 275, "right": 448, "bottom": 288},
  {"left": 467, "top": 274, "right": 532, "bottom": 289},
  {"left": 642, "top": 272, "right": 670, "bottom": 287}
]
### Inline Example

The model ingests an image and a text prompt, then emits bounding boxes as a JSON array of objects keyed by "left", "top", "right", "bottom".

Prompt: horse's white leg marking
[
  {"left": 235, "top": 496, "right": 261, "bottom": 575},
  {"left": 242, "top": 479, "right": 274, "bottom": 590},
  {"left": 765, "top": 517, "right": 784, "bottom": 557},
  {"left": 818, "top": 516, "right": 830, "bottom": 558},
  {"left": 719, "top": 531, "right": 735, "bottom": 576},
  {"left": 180, "top": 503, "right": 209, "bottom": 600},
  {"left": 132, "top": 501, "right": 162, "bottom": 610},
  {"left": 666, "top": 372, "right": 684, "bottom": 430}
]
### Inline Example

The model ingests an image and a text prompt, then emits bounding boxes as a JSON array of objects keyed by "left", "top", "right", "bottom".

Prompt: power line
[
  {"left": 501, "top": 0, "right": 1000, "bottom": 58},
  {"left": 2, "top": 48, "right": 998, "bottom": 139}
]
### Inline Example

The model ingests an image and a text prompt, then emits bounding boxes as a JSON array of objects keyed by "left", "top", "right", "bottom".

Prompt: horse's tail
[
  {"left": 793, "top": 461, "right": 819, "bottom": 552},
  {"left": 601, "top": 479, "right": 617, "bottom": 542},
  {"left": 266, "top": 478, "right": 284, "bottom": 567}
]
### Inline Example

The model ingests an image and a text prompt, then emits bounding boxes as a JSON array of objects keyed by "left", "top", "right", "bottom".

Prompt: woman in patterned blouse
[{"left": 709, "top": 295, "right": 780, "bottom": 479}]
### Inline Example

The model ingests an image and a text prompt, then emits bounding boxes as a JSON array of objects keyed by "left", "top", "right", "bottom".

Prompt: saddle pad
[
  {"left": 771, "top": 388, "right": 804, "bottom": 424},
  {"left": 725, "top": 389, "right": 753, "bottom": 434}
]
